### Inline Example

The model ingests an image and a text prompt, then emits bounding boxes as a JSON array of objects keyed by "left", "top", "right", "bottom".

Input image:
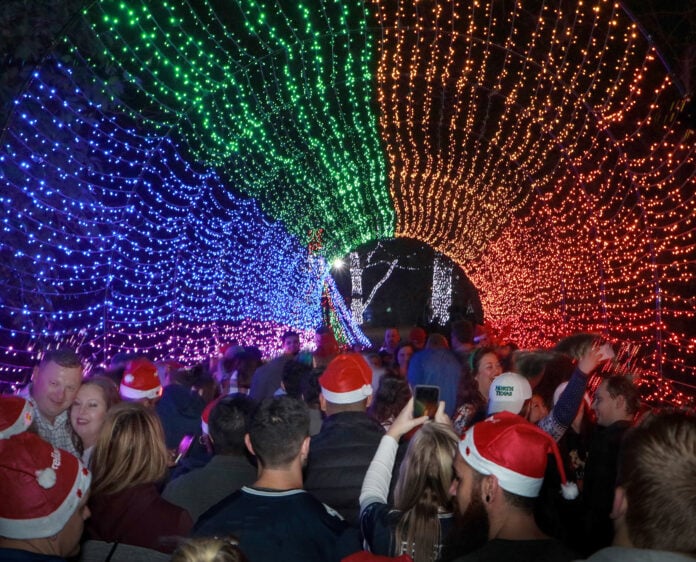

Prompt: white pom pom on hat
[
  {"left": 0, "top": 432, "right": 91, "bottom": 539},
  {"left": 36, "top": 468, "right": 57, "bottom": 489}
]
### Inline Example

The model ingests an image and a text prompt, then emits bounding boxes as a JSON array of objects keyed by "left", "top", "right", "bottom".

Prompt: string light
[
  {"left": 373, "top": 0, "right": 695, "bottom": 389},
  {"left": 431, "top": 252, "right": 453, "bottom": 326},
  {"left": 0, "top": 0, "right": 693, "bottom": 405}
]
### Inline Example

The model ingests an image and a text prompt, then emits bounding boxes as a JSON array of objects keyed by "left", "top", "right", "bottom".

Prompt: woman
[
  {"left": 393, "top": 342, "right": 415, "bottom": 379},
  {"left": 367, "top": 375, "right": 412, "bottom": 431},
  {"left": 469, "top": 346, "right": 503, "bottom": 400},
  {"left": 360, "top": 399, "right": 461, "bottom": 562},
  {"left": 87, "top": 402, "right": 193, "bottom": 553},
  {"left": 452, "top": 347, "right": 502, "bottom": 433},
  {"left": 70, "top": 376, "right": 120, "bottom": 465}
]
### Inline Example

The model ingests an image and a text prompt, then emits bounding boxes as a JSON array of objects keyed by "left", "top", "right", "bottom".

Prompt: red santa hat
[
  {"left": 408, "top": 327, "right": 427, "bottom": 348},
  {"left": 342, "top": 552, "right": 413, "bottom": 561},
  {"left": 0, "top": 396, "right": 35, "bottom": 440},
  {"left": 319, "top": 354, "right": 373, "bottom": 404},
  {"left": 0, "top": 432, "right": 91, "bottom": 539},
  {"left": 120, "top": 358, "right": 163, "bottom": 401},
  {"left": 459, "top": 411, "right": 578, "bottom": 500},
  {"left": 201, "top": 397, "right": 222, "bottom": 435}
]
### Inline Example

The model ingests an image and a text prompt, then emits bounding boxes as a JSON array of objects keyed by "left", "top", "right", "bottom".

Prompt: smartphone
[{"left": 413, "top": 385, "right": 439, "bottom": 419}]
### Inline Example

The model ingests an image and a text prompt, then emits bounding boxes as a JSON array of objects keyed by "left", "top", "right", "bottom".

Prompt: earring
[{"left": 485, "top": 494, "right": 490, "bottom": 503}]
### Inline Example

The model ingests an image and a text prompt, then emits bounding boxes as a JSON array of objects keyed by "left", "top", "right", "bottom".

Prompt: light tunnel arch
[
  {"left": 371, "top": 0, "right": 693, "bottom": 393},
  {"left": 0, "top": 0, "right": 693, "bottom": 402}
]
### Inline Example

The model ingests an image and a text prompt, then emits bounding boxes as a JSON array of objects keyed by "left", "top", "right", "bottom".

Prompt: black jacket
[
  {"left": 581, "top": 420, "right": 633, "bottom": 555},
  {"left": 304, "top": 411, "right": 384, "bottom": 525}
]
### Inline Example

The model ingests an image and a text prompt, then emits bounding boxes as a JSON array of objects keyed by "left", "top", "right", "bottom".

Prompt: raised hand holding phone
[
  {"left": 413, "top": 384, "right": 440, "bottom": 419},
  {"left": 386, "top": 397, "right": 429, "bottom": 441}
]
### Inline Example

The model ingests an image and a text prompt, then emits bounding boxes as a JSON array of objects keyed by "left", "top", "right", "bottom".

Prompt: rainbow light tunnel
[{"left": 1, "top": 0, "right": 694, "bottom": 398}]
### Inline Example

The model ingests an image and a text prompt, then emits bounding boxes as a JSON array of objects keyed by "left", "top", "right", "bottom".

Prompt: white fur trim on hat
[
  {"left": 459, "top": 427, "right": 543, "bottom": 498},
  {"left": 119, "top": 382, "right": 162, "bottom": 401},
  {"left": 321, "top": 384, "right": 373, "bottom": 404}
]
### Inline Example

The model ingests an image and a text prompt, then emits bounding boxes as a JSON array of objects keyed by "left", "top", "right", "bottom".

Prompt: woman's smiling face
[
  {"left": 71, "top": 383, "right": 108, "bottom": 449},
  {"left": 475, "top": 352, "right": 503, "bottom": 398}
]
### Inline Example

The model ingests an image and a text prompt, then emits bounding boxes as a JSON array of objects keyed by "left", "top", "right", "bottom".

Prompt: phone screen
[{"left": 413, "top": 385, "right": 439, "bottom": 419}]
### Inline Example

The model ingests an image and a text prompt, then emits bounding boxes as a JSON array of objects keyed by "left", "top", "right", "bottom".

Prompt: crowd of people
[{"left": 0, "top": 322, "right": 694, "bottom": 562}]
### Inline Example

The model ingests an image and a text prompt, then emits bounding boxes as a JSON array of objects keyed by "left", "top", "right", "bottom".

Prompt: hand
[
  {"left": 578, "top": 340, "right": 612, "bottom": 375},
  {"left": 387, "top": 397, "right": 429, "bottom": 441},
  {"left": 433, "top": 401, "right": 452, "bottom": 426}
]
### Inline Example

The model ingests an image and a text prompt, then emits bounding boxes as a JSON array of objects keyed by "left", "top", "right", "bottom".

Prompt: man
[
  {"left": 304, "top": 353, "right": 385, "bottom": 525},
  {"left": 380, "top": 327, "right": 401, "bottom": 355},
  {"left": 450, "top": 412, "right": 578, "bottom": 561},
  {"left": 27, "top": 348, "right": 83, "bottom": 455},
  {"left": 408, "top": 326, "right": 427, "bottom": 351},
  {"left": 156, "top": 365, "right": 207, "bottom": 451},
  {"left": 582, "top": 376, "right": 640, "bottom": 555},
  {"left": 0, "top": 432, "right": 92, "bottom": 561},
  {"left": 162, "top": 394, "right": 256, "bottom": 522},
  {"left": 487, "top": 344, "right": 604, "bottom": 442},
  {"left": 249, "top": 330, "right": 301, "bottom": 401},
  {"left": 119, "top": 357, "right": 163, "bottom": 408},
  {"left": 578, "top": 412, "right": 696, "bottom": 561},
  {"left": 193, "top": 396, "right": 361, "bottom": 561},
  {"left": 486, "top": 371, "right": 533, "bottom": 416},
  {"left": 313, "top": 325, "right": 339, "bottom": 369},
  {"left": 407, "top": 333, "right": 462, "bottom": 417}
]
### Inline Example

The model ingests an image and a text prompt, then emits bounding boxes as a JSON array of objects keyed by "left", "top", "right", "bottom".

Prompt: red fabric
[
  {"left": 87, "top": 483, "right": 193, "bottom": 554},
  {"left": 470, "top": 411, "right": 553, "bottom": 478},
  {"left": 0, "top": 396, "right": 34, "bottom": 438},
  {"left": 319, "top": 354, "right": 372, "bottom": 393},
  {"left": 0, "top": 432, "right": 89, "bottom": 537},
  {"left": 123, "top": 358, "right": 160, "bottom": 392},
  {"left": 343, "top": 551, "right": 413, "bottom": 562}
]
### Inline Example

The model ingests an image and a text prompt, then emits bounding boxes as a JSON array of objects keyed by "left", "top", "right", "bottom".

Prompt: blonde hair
[
  {"left": 171, "top": 538, "right": 246, "bottom": 562},
  {"left": 393, "top": 422, "right": 459, "bottom": 562},
  {"left": 90, "top": 402, "right": 169, "bottom": 496}
]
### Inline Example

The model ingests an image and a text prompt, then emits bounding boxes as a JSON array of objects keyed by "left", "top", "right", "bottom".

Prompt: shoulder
[
  {"left": 360, "top": 503, "right": 401, "bottom": 556},
  {"left": 314, "top": 412, "right": 383, "bottom": 435},
  {"left": 361, "top": 502, "right": 399, "bottom": 529},
  {"left": 0, "top": 548, "right": 66, "bottom": 561},
  {"left": 456, "top": 539, "right": 577, "bottom": 562},
  {"left": 192, "top": 488, "right": 247, "bottom": 534},
  {"left": 163, "top": 464, "right": 208, "bottom": 494},
  {"left": 151, "top": 490, "right": 194, "bottom": 527},
  {"left": 575, "top": 547, "right": 696, "bottom": 562}
]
